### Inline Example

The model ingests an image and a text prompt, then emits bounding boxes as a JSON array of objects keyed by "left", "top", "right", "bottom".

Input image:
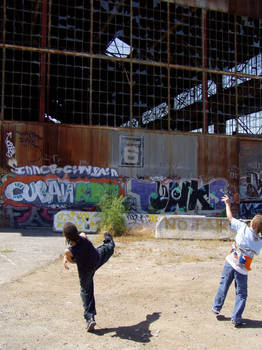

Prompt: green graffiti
[
  {"left": 103, "top": 184, "right": 119, "bottom": 196},
  {"left": 75, "top": 183, "right": 119, "bottom": 203}
]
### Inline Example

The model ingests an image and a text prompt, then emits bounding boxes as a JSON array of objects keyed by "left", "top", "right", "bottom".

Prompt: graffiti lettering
[
  {"left": 163, "top": 216, "right": 229, "bottom": 233},
  {"left": 127, "top": 178, "right": 227, "bottom": 213},
  {"left": 5, "top": 132, "right": 16, "bottom": 158},
  {"left": 126, "top": 213, "right": 149, "bottom": 224},
  {"left": 240, "top": 202, "right": 262, "bottom": 219},
  {"left": 11, "top": 164, "right": 119, "bottom": 178},
  {"left": 54, "top": 210, "right": 100, "bottom": 232},
  {"left": 3, "top": 179, "right": 119, "bottom": 209},
  {"left": 4, "top": 205, "right": 56, "bottom": 227},
  {"left": 16, "top": 130, "right": 42, "bottom": 149}
]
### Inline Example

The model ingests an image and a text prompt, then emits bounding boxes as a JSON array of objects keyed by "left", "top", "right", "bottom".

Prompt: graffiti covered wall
[
  {"left": 0, "top": 121, "right": 244, "bottom": 228},
  {"left": 239, "top": 140, "right": 262, "bottom": 218}
]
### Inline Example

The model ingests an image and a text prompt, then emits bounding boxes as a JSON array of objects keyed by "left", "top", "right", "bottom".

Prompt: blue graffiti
[
  {"left": 127, "top": 178, "right": 227, "bottom": 213},
  {"left": 240, "top": 202, "right": 262, "bottom": 219}
]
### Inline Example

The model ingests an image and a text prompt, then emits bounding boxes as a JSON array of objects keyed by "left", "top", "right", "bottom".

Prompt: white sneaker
[{"left": 212, "top": 307, "right": 220, "bottom": 315}]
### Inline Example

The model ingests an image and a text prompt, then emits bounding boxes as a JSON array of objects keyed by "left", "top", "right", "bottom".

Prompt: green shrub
[{"left": 98, "top": 193, "right": 127, "bottom": 236}]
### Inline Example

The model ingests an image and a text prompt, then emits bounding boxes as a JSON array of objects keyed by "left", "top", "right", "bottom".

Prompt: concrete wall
[
  {"left": 155, "top": 215, "right": 235, "bottom": 240},
  {"left": 53, "top": 211, "right": 235, "bottom": 240}
]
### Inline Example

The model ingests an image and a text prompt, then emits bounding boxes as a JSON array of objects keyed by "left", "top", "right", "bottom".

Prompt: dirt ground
[{"left": 1, "top": 233, "right": 262, "bottom": 350}]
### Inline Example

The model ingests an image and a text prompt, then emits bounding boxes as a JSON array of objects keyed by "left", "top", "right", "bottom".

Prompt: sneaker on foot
[
  {"left": 232, "top": 319, "right": 242, "bottom": 328},
  {"left": 103, "top": 232, "right": 113, "bottom": 243},
  {"left": 212, "top": 307, "right": 220, "bottom": 315},
  {"left": 86, "top": 318, "right": 96, "bottom": 332}
]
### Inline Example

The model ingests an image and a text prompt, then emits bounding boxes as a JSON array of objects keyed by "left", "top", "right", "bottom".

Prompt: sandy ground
[{"left": 1, "top": 233, "right": 262, "bottom": 350}]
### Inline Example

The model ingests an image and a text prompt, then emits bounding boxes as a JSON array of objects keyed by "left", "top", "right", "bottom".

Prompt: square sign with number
[{"left": 119, "top": 135, "right": 144, "bottom": 167}]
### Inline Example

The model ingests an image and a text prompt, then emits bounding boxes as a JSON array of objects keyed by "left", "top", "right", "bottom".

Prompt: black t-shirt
[{"left": 69, "top": 236, "right": 99, "bottom": 273}]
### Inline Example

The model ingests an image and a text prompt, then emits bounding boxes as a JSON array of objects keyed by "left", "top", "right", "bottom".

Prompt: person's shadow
[{"left": 92, "top": 312, "right": 161, "bottom": 343}]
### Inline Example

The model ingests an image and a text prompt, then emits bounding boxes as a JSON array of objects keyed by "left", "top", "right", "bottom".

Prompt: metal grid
[
  {"left": 92, "top": 58, "right": 130, "bottom": 127},
  {"left": 169, "top": 4, "right": 202, "bottom": 67},
  {"left": 50, "top": 0, "right": 91, "bottom": 52},
  {"left": 48, "top": 54, "right": 90, "bottom": 125},
  {"left": 1, "top": 0, "right": 262, "bottom": 136},
  {"left": 4, "top": 49, "right": 40, "bottom": 121},
  {"left": 5, "top": 0, "right": 42, "bottom": 48},
  {"left": 170, "top": 69, "right": 203, "bottom": 132},
  {"left": 132, "top": 64, "right": 168, "bottom": 130}
]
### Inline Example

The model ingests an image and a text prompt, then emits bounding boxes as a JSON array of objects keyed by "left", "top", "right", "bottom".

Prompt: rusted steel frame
[
  {"left": 202, "top": 8, "right": 208, "bottom": 134},
  {"left": 39, "top": 0, "right": 48, "bottom": 122},
  {"left": 234, "top": 15, "right": 239, "bottom": 135},
  {"left": 89, "top": 0, "right": 93, "bottom": 125},
  {"left": 1, "top": 0, "right": 6, "bottom": 121},
  {"left": 2, "top": 43, "right": 262, "bottom": 82},
  {"left": 46, "top": 0, "right": 52, "bottom": 117},
  {"left": 167, "top": 1, "right": 171, "bottom": 131},
  {"left": 129, "top": 0, "right": 133, "bottom": 128},
  {"left": 93, "top": 0, "right": 123, "bottom": 44}
]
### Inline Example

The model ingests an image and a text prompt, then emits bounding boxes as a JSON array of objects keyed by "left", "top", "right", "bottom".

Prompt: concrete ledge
[
  {"left": 54, "top": 211, "right": 235, "bottom": 240},
  {"left": 155, "top": 215, "right": 235, "bottom": 240},
  {"left": 53, "top": 211, "right": 160, "bottom": 232}
]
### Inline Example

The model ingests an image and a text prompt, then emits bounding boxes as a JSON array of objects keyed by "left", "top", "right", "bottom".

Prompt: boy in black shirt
[{"left": 63, "top": 222, "right": 115, "bottom": 332}]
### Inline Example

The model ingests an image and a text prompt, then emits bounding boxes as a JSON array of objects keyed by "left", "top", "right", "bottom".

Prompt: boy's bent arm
[
  {"left": 63, "top": 249, "right": 76, "bottom": 269},
  {"left": 65, "top": 249, "right": 75, "bottom": 263}
]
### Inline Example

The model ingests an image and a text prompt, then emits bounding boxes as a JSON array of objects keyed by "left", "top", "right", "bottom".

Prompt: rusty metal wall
[
  {"left": 0, "top": 122, "right": 112, "bottom": 170},
  {"left": 197, "top": 134, "right": 239, "bottom": 179},
  {"left": 1, "top": 121, "right": 262, "bottom": 227}
]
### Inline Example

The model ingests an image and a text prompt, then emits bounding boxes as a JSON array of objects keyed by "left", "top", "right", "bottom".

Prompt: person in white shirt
[{"left": 212, "top": 195, "right": 262, "bottom": 327}]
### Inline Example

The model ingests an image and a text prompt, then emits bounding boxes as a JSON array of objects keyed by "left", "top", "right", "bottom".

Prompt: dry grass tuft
[
  {"left": 0, "top": 248, "right": 14, "bottom": 254},
  {"left": 155, "top": 248, "right": 206, "bottom": 265},
  {"left": 119, "top": 226, "right": 155, "bottom": 242}
]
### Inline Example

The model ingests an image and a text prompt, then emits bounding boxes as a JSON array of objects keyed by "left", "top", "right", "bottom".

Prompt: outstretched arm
[
  {"left": 222, "top": 195, "right": 233, "bottom": 222},
  {"left": 63, "top": 249, "right": 75, "bottom": 270}
]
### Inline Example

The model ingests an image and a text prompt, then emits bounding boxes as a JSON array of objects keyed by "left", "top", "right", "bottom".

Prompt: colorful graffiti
[
  {"left": 126, "top": 178, "right": 227, "bottom": 214},
  {"left": 239, "top": 171, "right": 262, "bottom": 219},
  {"left": 1, "top": 163, "right": 121, "bottom": 227},
  {"left": 53, "top": 210, "right": 159, "bottom": 232},
  {"left": 1, "top": 162, "right": 229, "bottom": 227},
  {"left": 240, "top": 171, "right": 262, "bottom": 200},
  {"left": 2, "top": 177, "right": 120, "bottom": 209},
  {"left": 4, "top": 205, "right": 57, "bottom": 227},
  {"left": 240, "top": 202, "right": 262, "bottom": 219},
  {"left": 54, "top": 210, "right": 100, "bottom": 232}
]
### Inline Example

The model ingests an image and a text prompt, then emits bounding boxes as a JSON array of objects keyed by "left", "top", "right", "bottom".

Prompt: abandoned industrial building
[{"left": 1, "top": 0, "right": 262, "bottom": 229}]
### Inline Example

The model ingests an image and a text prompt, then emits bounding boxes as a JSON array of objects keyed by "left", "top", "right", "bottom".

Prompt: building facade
[{"left": 1, "top": 0, "right": 262, "bottom": 228}]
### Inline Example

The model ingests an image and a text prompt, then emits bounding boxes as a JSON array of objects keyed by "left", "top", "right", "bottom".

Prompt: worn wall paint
[{"left": 155, "top": 215, "right": 235, "bottom": 240}]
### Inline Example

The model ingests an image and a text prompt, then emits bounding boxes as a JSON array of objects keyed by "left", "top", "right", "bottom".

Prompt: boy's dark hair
[
  {"left": 63, "top": 222, "right": 80, "bottom": 245},
  {"left": 251, "top": 215, "right": 262, "bottom": 235}
]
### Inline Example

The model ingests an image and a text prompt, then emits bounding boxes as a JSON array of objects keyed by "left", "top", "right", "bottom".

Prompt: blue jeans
[
  {"left": 79, "top": 238, "right": 115, "bottom": 322},
  {"left": 212, "top": 261, "right": 248, "bottom": 323}
]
